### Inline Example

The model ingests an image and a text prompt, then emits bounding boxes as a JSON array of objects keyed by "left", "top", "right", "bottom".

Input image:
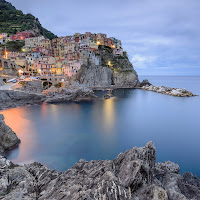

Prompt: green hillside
[{"left": 0, "top": 0, "right": 57, "bottom": 39}]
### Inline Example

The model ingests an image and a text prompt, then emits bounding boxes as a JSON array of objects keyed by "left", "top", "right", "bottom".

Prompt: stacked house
[{"left": 1, "top": 31, "right": 124, "bottom": 77}]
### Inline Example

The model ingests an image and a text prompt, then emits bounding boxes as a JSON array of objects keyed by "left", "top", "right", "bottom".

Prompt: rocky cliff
[
  {"left": 73, "top": 46, "right": 139, "bottom": 89},
  {"left": 74, "top": 65, "right": 113, "bottom": 88},
  {"left": 0, "top": 114, "right": 20, "bottom": 155},
  {"left": 0, "top": 141, "right": 199, "bottom": 199}
]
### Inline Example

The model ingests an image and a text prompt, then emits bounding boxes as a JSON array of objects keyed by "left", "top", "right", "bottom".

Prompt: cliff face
[
  {"left": 0, "top": 114, "right": 20, "bottom": 155},
  {"left": 74, "top": 65, "right": 113, "bottom": 88},
  {"left": 0, "top": 142, "right": 200, "bottom": 199},
  {"left": 74, "top": 46, "right": 139, "bottom": 88}
]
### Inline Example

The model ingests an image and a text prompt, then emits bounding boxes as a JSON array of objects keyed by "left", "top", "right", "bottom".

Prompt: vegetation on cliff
[
  {"left": 1, "top": 40, "right": 25, "bottom": 52},
  {"left": 0, "top": 0, "right": 57, "bottom": 39}
]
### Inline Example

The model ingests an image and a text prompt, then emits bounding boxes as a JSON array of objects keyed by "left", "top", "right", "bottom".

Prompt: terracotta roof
[{"left": 56, "top": 59, "right": 65, "bottom": 62}]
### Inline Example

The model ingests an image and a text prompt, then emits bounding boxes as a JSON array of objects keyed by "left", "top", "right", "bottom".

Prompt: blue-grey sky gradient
[{"left": 7, "top": 0, "right": 200, "bottom": 75}]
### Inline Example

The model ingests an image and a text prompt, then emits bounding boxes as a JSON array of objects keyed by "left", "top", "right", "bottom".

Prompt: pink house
[
  {"left": 64, "top": 61, "right": 82, "bottom": 77},
  {"left": 34, "top": 59, "right": 55, "bottom": 75},
  {"left": 10, "top": 31, "right": 35, "bottom": 41}
]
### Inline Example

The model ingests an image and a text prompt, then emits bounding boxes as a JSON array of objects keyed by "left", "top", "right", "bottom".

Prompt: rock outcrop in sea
[
  {"left": 0, "top": 141, "right": 199, "bottom": 199},
  {"left": 141, "top": 84, "right": 196, "bottom": 97},
  {"left": 0, "top": 114, "right": 20, "bottom": 155}
]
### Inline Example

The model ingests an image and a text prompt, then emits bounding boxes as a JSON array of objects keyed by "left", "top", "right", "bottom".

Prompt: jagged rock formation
[
  {"left": 0, "top": 142, "right": 199, "bottom": 199},
  {"left": 0, "top": 90, "right": 46, "bottom": 110},
  {"left": 139, "top": 79, "right": 152, "bottom": 87},
  {"left": 74, "top": 65, "right": 113, "bottom": 88},
  {"left": 0, "top": 114, "right": 20, "bottom": 155},
  {"left": 113, "top": 70, "right": 138, "bottom": 88},
  {"left": 141, "top": 85, "right": 196, "bottom": 97}
]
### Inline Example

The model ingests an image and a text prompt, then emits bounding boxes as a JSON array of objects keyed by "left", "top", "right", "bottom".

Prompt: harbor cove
[
  {"left": 1, "top": 0, "right": 200, "bottom": 198},
  {"left": 1, "top": 76, "right": 200, "bottom": 177}
]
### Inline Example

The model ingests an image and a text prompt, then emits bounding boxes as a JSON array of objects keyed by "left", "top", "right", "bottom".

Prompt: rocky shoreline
[
  {"left": 0, "top": 115, "right": 200, "bottom": 199},
  {"left": 141, "top": 85, "right": 197, "bottom": 97},
  {"left": 138, "top": 79, "right": 197, "bottom": 97},
  {"left": 0, "top": 140, "right": 200, "bottom": 199},
  {"left": 0, "top": 114, "right": 20, "bottom": 156},
  {"left": 0, "top": 90, "right": 46, "bottom": 110}
]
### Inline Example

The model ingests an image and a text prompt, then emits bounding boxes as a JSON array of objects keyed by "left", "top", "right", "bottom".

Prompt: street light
[{"left": 5, "top": 51, "right": 8, "bottom": 59}]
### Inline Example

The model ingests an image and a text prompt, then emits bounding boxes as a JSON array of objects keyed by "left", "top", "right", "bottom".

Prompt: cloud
[
  {"left": 131, "top": 54, "right": 157, "bottom": 69},
  {"left": 7, "top": 0, "right": 200, "bottom": 75}
]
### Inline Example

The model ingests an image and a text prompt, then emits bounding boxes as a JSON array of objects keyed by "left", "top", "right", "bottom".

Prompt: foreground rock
[
  {"left": 0, "top": 90, "right": 46, "bottom": 110},
  {"left": 0, "top": 114, "right": 20, "bottom": 155},
  {"left": 45, "top": 88, "right": 98, "bottom": 103},
  {"left": 138, "top": 80, "right": 197, "bottom": 97},
  {"left": 0, "top": 142, "right": 199, "bottom": 199}
]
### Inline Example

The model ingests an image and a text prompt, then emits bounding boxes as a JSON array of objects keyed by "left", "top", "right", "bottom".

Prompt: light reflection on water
[
  {"left": 2, "top": 108, "right": 37, "bottom": 164},
  {"left": 0, "top": 76, "right": 200, "bottom": 177}
]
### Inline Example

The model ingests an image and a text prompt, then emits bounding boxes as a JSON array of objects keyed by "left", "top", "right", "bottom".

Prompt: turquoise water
[{"left": 1, "top": 76, "right": 200, "bottom": 177}]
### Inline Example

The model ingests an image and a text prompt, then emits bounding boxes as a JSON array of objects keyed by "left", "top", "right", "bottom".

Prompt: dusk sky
[{"left": 7, "top": 0, "right": 200, "bottom": 76}]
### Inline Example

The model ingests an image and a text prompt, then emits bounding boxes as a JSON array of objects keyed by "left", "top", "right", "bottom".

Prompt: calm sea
[{"left": 1, "top": 76, "right": 200, "bottom": 177}]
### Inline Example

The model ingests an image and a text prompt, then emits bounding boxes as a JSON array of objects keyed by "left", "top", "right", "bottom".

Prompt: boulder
[
  {"left": 140, "top": 79, "right": 152, "bottom": 87},
  {"left": 0, "top": 114, "right": 20, "bottom": 154}
]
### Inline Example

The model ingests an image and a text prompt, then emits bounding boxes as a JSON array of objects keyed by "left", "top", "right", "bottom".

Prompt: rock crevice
[{"left": 0, "top": 141, "right": 199, "bottom": 199}]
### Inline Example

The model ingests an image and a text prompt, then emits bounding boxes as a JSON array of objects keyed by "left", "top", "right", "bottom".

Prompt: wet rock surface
[
  {"left": 0, "top": 141, "right": 199, "bottom": 200},
  {"left": 139, "top": 79, "right": 152, "bottom": 87},
  {"left": 45, "top": 88, "right": 98, "bottom": 103},
  {"left": 0, "top": 90, "right": 46, "bottom": 110},
  {"left": 141, "top": 84, "right": 197, "bottom": 97},
  {"left": 0, "top": 114, "right": 20, "bottom": 156}
]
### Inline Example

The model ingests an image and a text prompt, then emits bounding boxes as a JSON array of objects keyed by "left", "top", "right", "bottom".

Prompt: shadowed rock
[
  {"left": 0, "top": 114, "right": 20, "bottom": 155},
  {"left": 0, "top": 90, "right": 46, "bottom": 110},
  {"left": 0, "top": 141, "right": 199, "bottom": 199}
]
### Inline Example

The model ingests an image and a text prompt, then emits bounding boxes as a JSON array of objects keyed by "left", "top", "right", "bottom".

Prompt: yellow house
[{"left": 51, "top": 59, "right": 65, "bottom": 75}]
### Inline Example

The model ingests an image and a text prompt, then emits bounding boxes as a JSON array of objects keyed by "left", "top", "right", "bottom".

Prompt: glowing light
[
  {"left": 108, "top": 61, "right": 113, "bottom": 67},
  {"left": 97, "top": 41, "right": 101, "bottom": 45},
  {"left": 103, "top": 98, "right": 116, "bottom": 133},
  {"left": 18, "top": 69, "right": 23, "bottom": 74},
  {"left": 111, "top": 45, "right": 115, "bottom": 48},
  {"left": 5, "top": 51, "right": 8, "bottom": 59}
]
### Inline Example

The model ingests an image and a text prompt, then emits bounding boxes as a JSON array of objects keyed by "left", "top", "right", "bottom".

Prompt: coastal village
[
  {"left": 0, "top": 30, "right": 195, "bottom": 107},
  {"left": 0, "top": 31, "right": 123, "bottom": 78}
]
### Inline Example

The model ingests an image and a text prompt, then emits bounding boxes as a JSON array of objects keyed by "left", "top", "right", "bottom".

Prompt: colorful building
[{"left": 10, "top": 31, "right": 35, "bottom": 41}]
